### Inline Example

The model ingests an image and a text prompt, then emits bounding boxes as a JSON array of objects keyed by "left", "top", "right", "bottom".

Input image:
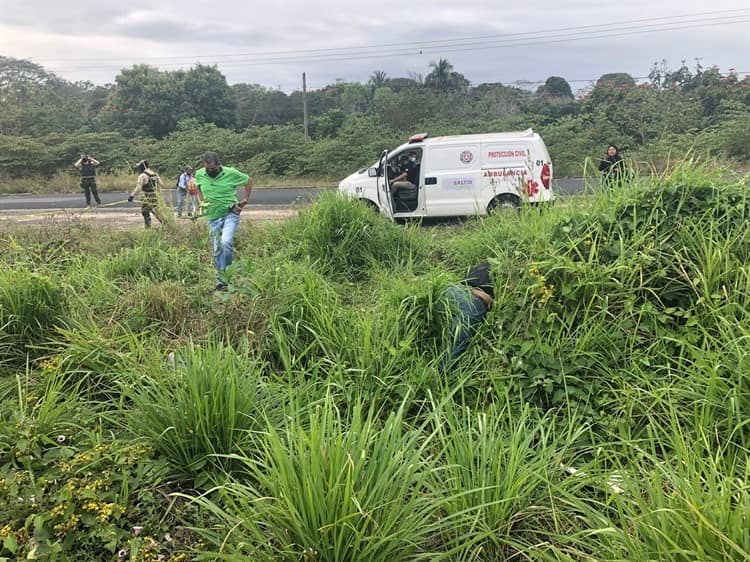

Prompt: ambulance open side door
[{"left": 375, "top": 149, "right": 394, "bottom": 219}]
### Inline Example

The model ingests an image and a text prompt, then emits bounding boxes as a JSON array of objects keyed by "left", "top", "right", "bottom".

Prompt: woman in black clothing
[{"left": 598, "top": 144, "right": 625, "bottom": 187}]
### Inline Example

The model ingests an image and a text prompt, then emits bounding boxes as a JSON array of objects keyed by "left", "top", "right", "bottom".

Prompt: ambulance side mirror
[{"left": 368, "top": 167, "right": 379, "bottom": 178}]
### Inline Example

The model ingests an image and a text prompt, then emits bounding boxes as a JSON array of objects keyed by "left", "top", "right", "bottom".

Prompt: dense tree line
[{"left": 0, "top": 55, "right": 747, "bottom": 179}]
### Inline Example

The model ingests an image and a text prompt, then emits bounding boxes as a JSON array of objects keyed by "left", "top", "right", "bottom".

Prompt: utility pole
[{"left": 302, "top": 72, "right": 309, "bottom": 142}]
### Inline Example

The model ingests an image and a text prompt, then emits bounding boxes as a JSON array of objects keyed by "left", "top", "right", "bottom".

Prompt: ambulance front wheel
[
  {"left": 487, "top": 194, "right": 521, "bottom": 214},
  {"left": 361, "top": 199, "right": 380, "bottom": 213}
]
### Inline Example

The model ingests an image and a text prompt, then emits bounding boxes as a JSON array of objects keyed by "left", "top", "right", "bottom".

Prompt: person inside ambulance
[{"left": 389, "top": 150, "right": 420, "bottom": 195}]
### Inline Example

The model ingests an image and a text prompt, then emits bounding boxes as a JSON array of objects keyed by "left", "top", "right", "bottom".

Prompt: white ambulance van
[{"left": 338, "top": 129, "right": 554, "bottom": 219}]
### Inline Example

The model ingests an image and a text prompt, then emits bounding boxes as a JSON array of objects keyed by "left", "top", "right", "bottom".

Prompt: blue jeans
[
  {"left": 176, "top": 188, "right": 187, "bottom": 215},
  {"left": 207, "top": 212, "right": 240, "bottom": 281},
  {"left": 440, "top": 285, "right": 488, "bottom": 371}
]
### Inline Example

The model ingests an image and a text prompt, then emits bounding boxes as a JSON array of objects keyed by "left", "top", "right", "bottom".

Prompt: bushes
[
  {"left": 104, "top": 239, "right": 203, "bottom": 284},
  {"left": 128, "top": 342, "right": 271, "bottom": 484},
  {"left": 193, "top": 399, "right": 439, "bottom": 562},
  {"left": 0, "top": 269, "right": 65, "bottom": 364},
  {"left": 0, "top": 132, "right": 133, "bottom": 179},
  {"left": 273, "top": 191, "right": 428, "bottom": 281},
  {"left": 1, "top": 158, "right": 749, "bottom": 560}
]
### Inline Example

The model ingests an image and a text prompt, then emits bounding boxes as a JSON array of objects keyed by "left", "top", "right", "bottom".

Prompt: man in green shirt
[{"left": 193, "top": 152, "right": 253, "bottom": 291}]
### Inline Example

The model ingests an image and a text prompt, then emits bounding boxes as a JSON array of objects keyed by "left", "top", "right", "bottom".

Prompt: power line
[
  {"left": 46, "top": 17, "right": 749, "bottom": 73},
  {"left": 35, "top": 8, "right": 748, "bottom": 66}
]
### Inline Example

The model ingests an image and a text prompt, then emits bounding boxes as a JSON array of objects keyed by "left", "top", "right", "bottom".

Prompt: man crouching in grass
[
  {"left": 440, "top": 261, "right": 495, "bottom": 372},
  {"left": 193, "top": 152, "right": 253, "bottom": 292}
]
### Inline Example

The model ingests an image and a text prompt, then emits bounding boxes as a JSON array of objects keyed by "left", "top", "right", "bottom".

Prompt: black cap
[{"left": 465, "top": 261, "right": 494, "bottom": 298}]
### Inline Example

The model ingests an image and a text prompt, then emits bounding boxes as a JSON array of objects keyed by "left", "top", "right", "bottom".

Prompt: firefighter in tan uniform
[{"left": 128, "top": 160, "right": 165, "bottom": 228}]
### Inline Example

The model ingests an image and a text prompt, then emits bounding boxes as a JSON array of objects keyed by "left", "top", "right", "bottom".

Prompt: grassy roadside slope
[{"left": 0, "top": 159, "right": 747, "bottom": 561}]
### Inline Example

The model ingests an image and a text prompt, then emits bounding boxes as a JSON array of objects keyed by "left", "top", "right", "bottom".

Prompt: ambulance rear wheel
[{"left": 487, "top": 194, "right": 521, "bottom": 214}]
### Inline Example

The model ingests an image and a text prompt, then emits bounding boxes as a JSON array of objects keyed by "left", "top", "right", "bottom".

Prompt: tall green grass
[
  {"left": 0, "top": 268, "right": 65, "bottom": 367},
  {"left": 429, "top": 400, "right": 590, "bottom": 560},
  {"left": 127, "top": 341, "right": 273, "bottom": 484},
  {"left": 192, "top": 396, "right": 441, "bottom": 562},
  {"left": 268, "top": 191, "right": 428, "bottom": 281},
  {"left": 0, "top": 159, "right": 748, "bottom": 561}
]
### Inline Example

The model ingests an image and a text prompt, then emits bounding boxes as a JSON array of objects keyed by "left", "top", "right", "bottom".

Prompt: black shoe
[{"left": 215, "top": 282, "right": 228, "bottom": 292}]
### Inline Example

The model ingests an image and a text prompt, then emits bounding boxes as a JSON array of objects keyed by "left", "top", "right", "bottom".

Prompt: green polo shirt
[{"left": 194, "top": 166, "right": 250, "bottom": 220}]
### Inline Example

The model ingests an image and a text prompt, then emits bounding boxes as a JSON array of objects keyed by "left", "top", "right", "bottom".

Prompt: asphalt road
[{"left": 0, "top": 179, "right": 588, "bottom": 211}]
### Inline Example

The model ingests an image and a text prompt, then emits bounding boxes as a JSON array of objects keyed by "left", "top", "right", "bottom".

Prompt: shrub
[
  {"left": 193, "top": 398, "right": 439, "bottom": 561},
  {"left": 0, "top": 269, "right": 65, "bottom": 364},
  {"left": 128, "top": 341, "right": 271, "bottom": 485},
  {"left": 274, "top": 191, "right": 427, "bottom": 281},
  {"left": 104, "top": 239, "right": 203, "bottom": 284}
]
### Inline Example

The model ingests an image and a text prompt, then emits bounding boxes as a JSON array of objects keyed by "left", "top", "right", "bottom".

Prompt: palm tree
[
  {"left": 368, "top": 70, "right": 388, "bottom": 88},
  {"left": 425, "top": 58, "right": 454, "bottom": 91}
]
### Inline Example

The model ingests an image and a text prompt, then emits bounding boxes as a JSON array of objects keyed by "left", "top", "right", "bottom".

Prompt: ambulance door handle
[{"left": 425, "top": 177, "right": 437, "bottom": 185}]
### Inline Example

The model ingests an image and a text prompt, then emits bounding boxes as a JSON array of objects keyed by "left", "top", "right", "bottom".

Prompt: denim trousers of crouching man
[
  {"left": 207, "top": 211, "right": 240, "bottom": 281},
  {"left": 440, "top": 285, "right": 488, "bottom": 371}
]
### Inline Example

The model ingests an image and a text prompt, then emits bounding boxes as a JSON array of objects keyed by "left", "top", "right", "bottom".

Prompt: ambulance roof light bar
[{"left": 408, "top": 133, "right": 429, "bottom": 144}]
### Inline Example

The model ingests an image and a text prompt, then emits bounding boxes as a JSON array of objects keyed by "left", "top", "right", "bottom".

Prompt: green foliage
[
  {"left": 1, "top": 159, "right": 749, "bottom": 560},
  {"left": 581, "top": 419, "right": 750, "bottom": 561},
  {"left": 0, "top": 131, "right": 132, "bottom": 179},
  {"left": 2, "top": 58, "right": 749, "bottom": 186},
  {"left": 431, "top": 401, "right": 586, "bottom": 558},
  {"left": 253, "top": 259, "right": 349, "bottom": 369},
  {"left": 100, "top": 64, "right": 234, "bottom": 138},
  {"left": 596, "top": 72, "right": 637, "bottom": 89},
  {"left": 0, "top": 56, "right": 92, "bottom": 136},
  {"left": 0, "top": 363, "right": 196, "bottom": 561},
  {"left": 0, "top": 269, "right": 65, "bottom": 365},
  {"left": 39, "top": 324, "right": 148, "bottom": 405},
  {"left": 477, "top": 161, "right": 749, "bottom": 418},
  {"left": 376, "top": 268, "right": 455, "bottom": 357},
  {"left": 0, "top": 422, "right": 178, "bottom": 559},
  {"left": 193, "top": 398, "right": 439, "bottom": 562},
  {"left": 128, "top": 342, "right": 272, "bottom": 484},
  {"left": 425, "top": 58, "right": 470, "bottom": 92},
  {"left": 539, "top": 114, "right": 626, "bottom": 176},
  {"left": 537, "top": 75, "right": 574, "bottom": 99},
  {"left": 104, "top": 238, "right": 202, "bottom": 284},
  {"left": 231, "top": 83, "right": 298, "bottom": 128},
  {"left": 273, "top": 191, "right": 428, "bottom": 280}
]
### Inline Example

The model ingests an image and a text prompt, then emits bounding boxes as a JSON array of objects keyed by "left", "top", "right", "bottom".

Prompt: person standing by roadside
[
  {"left": 128, "top": 160, "right": 165, "bottom": 228},
  {"left": 176, "top": 165, "right": 194, "bottom": 217},
  {"left": 73, "top": 153, "right": 102, "bottom": 207},
  {"left": 194, "top": 152, "right": 253, "bottom": 291},
  {"left": 186, "top": 170, "right": 202, "bottom": 217},
  {"left": 598, "top": 144, "right": 625, "bottom": 188}
]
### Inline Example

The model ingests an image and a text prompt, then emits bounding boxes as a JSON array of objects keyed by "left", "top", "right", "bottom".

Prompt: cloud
[{"left": 0, "top": 0, "right": 746, "bottom": 90}]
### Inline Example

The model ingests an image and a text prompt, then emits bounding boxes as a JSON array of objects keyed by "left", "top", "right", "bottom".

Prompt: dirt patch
[{"left": 0, "top": 207, "right": 298, "bottom": 230}]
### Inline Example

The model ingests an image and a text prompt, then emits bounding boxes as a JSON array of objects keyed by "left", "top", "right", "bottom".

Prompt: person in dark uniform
[
  {"left": 389, "top": 150, "right": 420, "bottom": 195},
  {"left": 128, "top": 160, "right": 165, "bottom": 228},
  {"left": 73, "top": 153, "right": 101, "bottom": 206}
]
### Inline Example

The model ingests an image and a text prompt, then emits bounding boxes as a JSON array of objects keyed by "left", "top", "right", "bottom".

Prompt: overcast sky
[{"left": 1, "top": 0, "right": 747, "bottom": 93}]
